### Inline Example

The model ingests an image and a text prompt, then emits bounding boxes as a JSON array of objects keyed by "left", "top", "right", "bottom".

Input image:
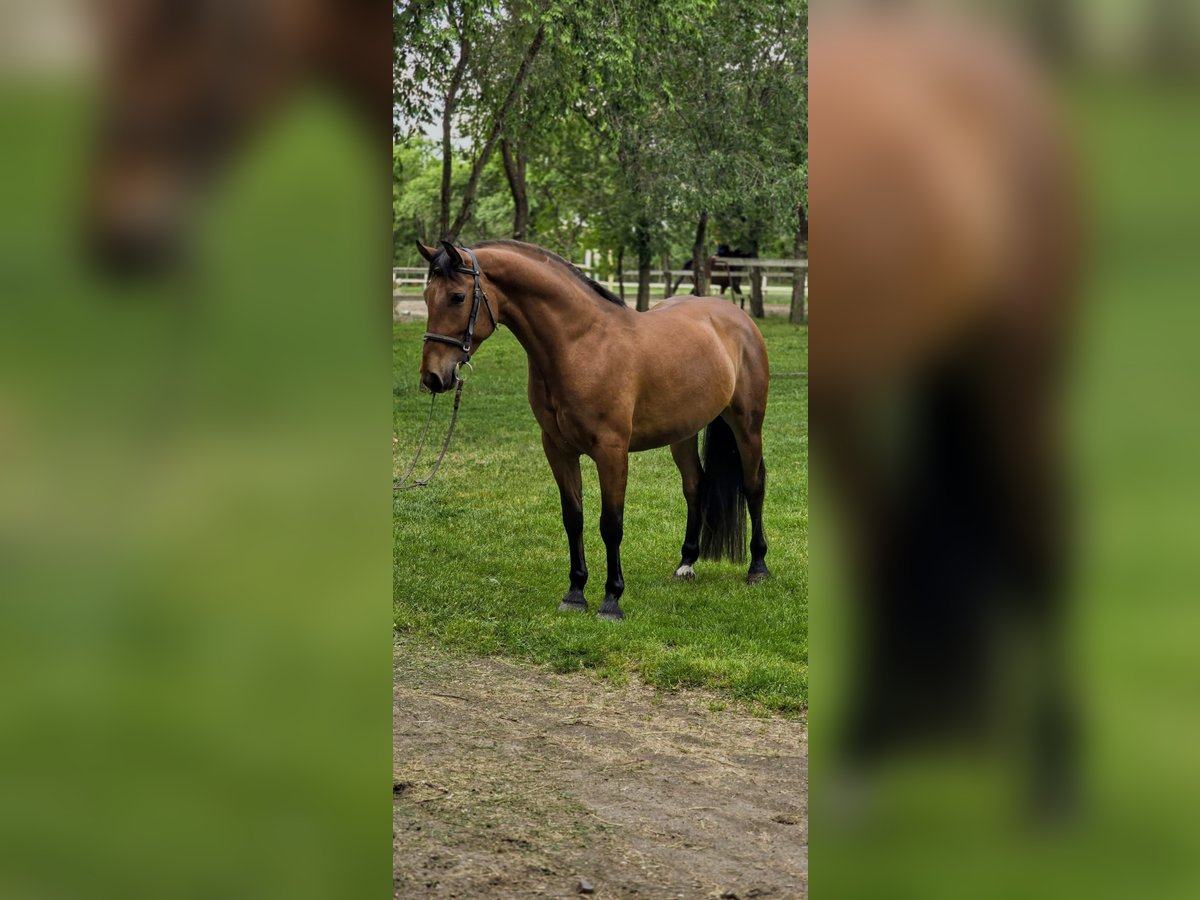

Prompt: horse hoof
[
  {"left": 746, "top": 566, "right": 771, "bottom": 585},
  {"left": 673, "top": 563, "right": 696, "bottom": 581},
  {"left": 558, "top": 590, "right": 587, "bottom": 613},
  {"left": 597, "top": 597, "right": 625, "bottom": 621}
]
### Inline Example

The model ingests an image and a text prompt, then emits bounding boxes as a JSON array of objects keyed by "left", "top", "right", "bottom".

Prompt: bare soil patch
[{"left": 394, "top": 640, "right": 807, "bottom": 899}]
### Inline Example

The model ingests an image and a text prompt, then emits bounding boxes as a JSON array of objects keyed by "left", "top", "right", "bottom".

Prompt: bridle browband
[{"left": 423, "top": 247, "right": 497, "bottom": 362}]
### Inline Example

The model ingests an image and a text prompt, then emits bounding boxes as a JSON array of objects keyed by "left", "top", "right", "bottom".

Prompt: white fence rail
[{"left": 394, "top": 257, "right": 808, "bottom": 297}]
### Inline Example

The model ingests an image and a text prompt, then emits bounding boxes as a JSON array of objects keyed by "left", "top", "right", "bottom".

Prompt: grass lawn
[{"left": 393, "top": 317, "right": 808, "bottom": 713}]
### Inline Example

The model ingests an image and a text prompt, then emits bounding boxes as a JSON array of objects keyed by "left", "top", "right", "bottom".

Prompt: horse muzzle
[{"left": 421, "top": 369, "right": 457, "bottom": 394}]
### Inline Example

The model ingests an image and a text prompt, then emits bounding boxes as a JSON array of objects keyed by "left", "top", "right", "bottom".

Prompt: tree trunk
[
  {"left": 789, "top": 206, "right": 807, "bottom": 325},
  {"left": 500, "top": 138, "right": 529, "bottom": 240},
  {"left": 690, "top": 209, "right": 708, "bottom": 296},
  {"left": 439, "top": 41, "right": 470, "bottom": 242},
  {"left": 662, "top": 255, "right": 672, "bottom": 298},
  {"left": 635, "top": 216, "right": 653, "bottom": 312},
  {"left": 447, "top": 25, "right": 546, "bottom": 240},
  {"left": 749, "top": 259, "right": 765, "bottom": 319},
  {"left": 616, "top": 246, "right": 626, "bottom": 304},
  {"left": 637, "top": 258, "right": 652, "bottom": 311}
]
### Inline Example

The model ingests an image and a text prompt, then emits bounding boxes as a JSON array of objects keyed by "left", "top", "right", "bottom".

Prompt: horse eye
[{"left": 449, "top": 293, "right": 466, "bottom": 305}]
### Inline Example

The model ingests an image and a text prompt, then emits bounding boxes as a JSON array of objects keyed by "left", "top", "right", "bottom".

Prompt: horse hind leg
[
  {"left": 722, "top": 407, "right": 769, "bottom": 583},
  {"left": 670, "top": 435, "right": 703, "bottom": 579}
]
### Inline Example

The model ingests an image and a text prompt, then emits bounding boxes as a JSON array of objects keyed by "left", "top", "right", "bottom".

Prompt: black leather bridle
[
  {"left": 397, "top": 247, "right": 495, "bottom": 491},
  {"left": 423, "top": 247, "right": 497, "bottom": 363}
]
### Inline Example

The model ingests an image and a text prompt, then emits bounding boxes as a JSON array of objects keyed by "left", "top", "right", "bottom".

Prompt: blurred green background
[
  {"left": 0, "top": 78, "right": 389, "bottom": 899},
  {"left": 810, "top": 71, "right": 1200, "bottom": 900}
]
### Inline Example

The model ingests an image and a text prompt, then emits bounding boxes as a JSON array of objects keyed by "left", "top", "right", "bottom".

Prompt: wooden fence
[{"left": 394, "top": 257, "right": 807, "bottom": 302}]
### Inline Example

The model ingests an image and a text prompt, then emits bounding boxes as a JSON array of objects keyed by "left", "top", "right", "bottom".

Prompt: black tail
[{"left": 698, "top": 417, "right": 747, "bottom": 562}]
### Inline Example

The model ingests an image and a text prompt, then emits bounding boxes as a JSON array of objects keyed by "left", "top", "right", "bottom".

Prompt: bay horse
[
  {"left": 416, "top": 239, "right": 772, "bottom": 621},
  {"left": 85, "top": 0, "right": 385, "bottom": 273},
  {"left": 811, "top": 12, "right": 1081, "bottom": 808}
]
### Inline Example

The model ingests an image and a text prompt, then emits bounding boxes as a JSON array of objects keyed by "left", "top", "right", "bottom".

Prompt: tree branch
[
  {"left": 447, "top": 23, "right": 546, "bottom": 240},
  {"left": 438, "top": 34, "right": 471, "bottom": 240}
]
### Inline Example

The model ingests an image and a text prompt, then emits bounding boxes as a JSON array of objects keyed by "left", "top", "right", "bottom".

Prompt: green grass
[
  {"left": 393, "top": 318, "right": 808, "bottom": 713},
  {"left": 811, "top": 78, "right": 1200, "bottom": 900}
]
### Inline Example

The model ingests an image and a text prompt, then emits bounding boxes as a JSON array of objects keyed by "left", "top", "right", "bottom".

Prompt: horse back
[
  {"left": 633, "top": 297, "right": 768, "bottom": 421},
  {"left": 811, "top": 15, "right": 1079, "bottom": 391}
]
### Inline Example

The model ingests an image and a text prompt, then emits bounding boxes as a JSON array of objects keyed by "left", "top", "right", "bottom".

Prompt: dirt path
[{"left": 394, "top": 640, "right": 807, "bottom": 899}]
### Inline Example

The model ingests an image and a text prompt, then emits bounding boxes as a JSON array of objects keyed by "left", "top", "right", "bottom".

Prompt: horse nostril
[{"left": 422, "top": 371, "right": 443, "bottom": 393}]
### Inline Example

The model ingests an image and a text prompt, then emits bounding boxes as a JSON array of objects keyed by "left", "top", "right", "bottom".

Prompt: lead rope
[
  {"left": 393, "top": 393, "right": 437, "bottom": 490},
  {"left": 393, "top": 372, "right": 467, "bottom": 491}
]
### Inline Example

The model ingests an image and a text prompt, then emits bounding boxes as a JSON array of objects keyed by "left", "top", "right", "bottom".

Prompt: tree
[
  {"left": 446, "top": 19, "right": 546, "bottom": 239},
  {"left": 500, "top": 138, "right": 528, "bottom": 239},
  {"left": 393, "top": 0, "right": 809, "bottom": 318},
  {"left": 594, "top": 0, "right": 808, "bottom": 315},
  {"left": 690, "top": 210, "right": 709, "bottom": 297},
  {"left": 396, "top": 1, "right": 549, "bottom": 241},
  {"left": 789, "top": 204, "right": 808, "bottom": 325},
  {"left": 679, "top": 0, "right": 807, "bottom": 317}
]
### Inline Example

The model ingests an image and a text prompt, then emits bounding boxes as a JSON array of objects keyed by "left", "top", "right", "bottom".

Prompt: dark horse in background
[
  {"left": 85, "top": 0, "right": 385, "bottom": 274},
  {"left": 418, "top": 240, "right": 773, "bottom": 622},
  {"left": 671, "top": 244, "right": 758, "bottom": 308}
]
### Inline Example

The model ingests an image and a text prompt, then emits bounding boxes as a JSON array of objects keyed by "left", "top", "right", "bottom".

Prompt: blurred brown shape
[
  {"left": 84, "top": 0, "right": 385, "bottom": 275},
  {"left": 810, "top": 9, "right": 1082, "bottom": 810}
]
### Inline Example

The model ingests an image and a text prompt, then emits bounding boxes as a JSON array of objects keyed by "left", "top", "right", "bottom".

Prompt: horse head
[{"left": 83, "top": 0, "right": 378, "bottom": 275}]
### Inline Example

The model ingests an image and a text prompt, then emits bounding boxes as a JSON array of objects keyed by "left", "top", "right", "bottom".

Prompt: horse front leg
[
  {"left": 543, "top": 432, "right": 588, "bottom": 613},
  {"left": 593, "top": 443, "right": 629, "bottom": 621}
]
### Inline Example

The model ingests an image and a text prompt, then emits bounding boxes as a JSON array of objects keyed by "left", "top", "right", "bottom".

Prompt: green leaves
[{"left": 394, "top": 0, "right": 808, "bottom": 259}]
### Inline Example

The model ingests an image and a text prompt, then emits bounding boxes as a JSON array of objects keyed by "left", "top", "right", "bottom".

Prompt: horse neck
[{"left": 484, "top": 250, "right": 622, "bottom": 379}]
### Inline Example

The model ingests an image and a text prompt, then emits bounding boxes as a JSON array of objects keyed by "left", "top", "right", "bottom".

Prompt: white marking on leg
[{"left": 674, "top": 564, "right": 695, "bottom": 579}]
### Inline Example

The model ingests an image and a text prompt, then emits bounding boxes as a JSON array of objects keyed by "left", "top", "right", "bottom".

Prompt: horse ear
[
  {"left": 416, "top": 242, "right": 437, "bottom": 263},
  {"left": 440, "top": 240, "right": 464, "bottom": 270}
]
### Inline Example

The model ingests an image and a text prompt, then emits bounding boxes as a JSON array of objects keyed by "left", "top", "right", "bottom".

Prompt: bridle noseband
[{"left": 423, "top": 247, "right": 497, "bottom": 364}]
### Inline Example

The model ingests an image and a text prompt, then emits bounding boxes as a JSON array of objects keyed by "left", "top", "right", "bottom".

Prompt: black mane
[{"left": 428, "top": 239, "right": 625, "bottom": 307}]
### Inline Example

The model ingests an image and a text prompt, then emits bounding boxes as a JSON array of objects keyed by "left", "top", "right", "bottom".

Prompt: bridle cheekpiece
[{"left": 423, "top": 247, "right": 497, "bottom": 365}]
